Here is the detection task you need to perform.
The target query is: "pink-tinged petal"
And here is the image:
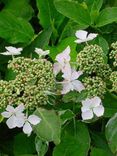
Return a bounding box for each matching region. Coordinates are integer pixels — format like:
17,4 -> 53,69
28,115 -> 41,125
61,82 -> 72,94
23,122 -> 32,135
75,30 -> 88,40
16,116 -> 25,128
81,110 -> 93,120
6,115 -> 17,129
55,46 -> 70,64
71,70 -> 83,81
72,80 -> 85,92
81,104 -> 91,112
91,96 -> 101,107
6,105 -> 15,112
93,105 -> 104,117
87,33 -> 98,40
53,63 -> 61,76
62,63 -> 71,80
15,104 -> 25,113
1,111 -> 11,118
82,98 -> 92,106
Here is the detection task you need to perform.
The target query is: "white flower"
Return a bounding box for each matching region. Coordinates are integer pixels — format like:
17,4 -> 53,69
75,30 -> 98,44
53,46 -> 71,76
0,46 -> 22,55
60,67 -> 85,94
1,104 -> 25,129
23,115 -> 41,136
35,48 -> 50,56
81,96 -> 104,120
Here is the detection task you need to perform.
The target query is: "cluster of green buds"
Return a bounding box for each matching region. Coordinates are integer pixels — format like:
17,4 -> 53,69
83,76 -> 106,98
110,42 -> 117,67
0,80 -> 14,109
77,45 -> 106,75
110,71 -> 117,93
0,57 -> 55,110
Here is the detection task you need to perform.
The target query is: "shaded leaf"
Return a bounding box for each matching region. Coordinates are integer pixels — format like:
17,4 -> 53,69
34,108 -> 61,145
96,7 -> 117,27
0,10 -> 34,44
53,121 -> 90,156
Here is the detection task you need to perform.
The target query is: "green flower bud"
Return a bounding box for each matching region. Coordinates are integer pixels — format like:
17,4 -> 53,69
77,44 -> 106,75
83,76 -> 106,98
110,71 -> 117,93
0,57 -> 56,110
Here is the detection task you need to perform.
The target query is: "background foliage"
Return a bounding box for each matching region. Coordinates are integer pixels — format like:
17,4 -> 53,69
0,0 -> 117,156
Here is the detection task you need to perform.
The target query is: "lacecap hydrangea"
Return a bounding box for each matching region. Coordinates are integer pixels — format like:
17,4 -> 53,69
0,57 -> 55,110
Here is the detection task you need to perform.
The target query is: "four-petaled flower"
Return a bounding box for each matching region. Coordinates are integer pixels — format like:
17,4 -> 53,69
0,46 -> 22,55
35,48 -> 50,57
81,96 -> 104,120
1,104 -> 25,129
23,115 -> 41,136
60,67 -> 85,94
75,30 -> 98,44
53,46 -> 71,76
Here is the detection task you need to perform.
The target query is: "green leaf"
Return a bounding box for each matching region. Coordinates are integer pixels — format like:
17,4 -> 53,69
36,0 -> 64,30
54,0 -> 91,26
53,121 -> 90,156
3,0 -> 34,21
91,36 -> 109,55
90,131 -> 114,156
58,109 -> 75,124
35,137 -> 48,156
96,7 -> 117,27
90,148 -> 113,156
22,28 -> 52,56
103,92 -> 117,118
59,20 -> 88,41
48,37 -> 77,62
62,91 -> 88,103
34,108 -> 61,145
106,113 -> 117,154
13,133 -> 36,156
0,10 -> 34,44
90,0 -> 103,24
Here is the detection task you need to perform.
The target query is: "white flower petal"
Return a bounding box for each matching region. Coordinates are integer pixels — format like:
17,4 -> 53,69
91,96 -> 101,107
1,111 -> 11,118
74,39 -> 86,44
6,105 -> 15,112
35,48 -> 49,56
15,116 -> 25,128
93,105 -> 104,117
0,52 -> 11,55
82,98 -> 92,106
81,110 -> 93,120
61,82 -> 72,94
62,63 -> 71,80
87,33 -> 98,40
6,115 -> 17,129
23,122 -> 32,135
55,46 -> 70,64
72,80 -> 85,92
53,63 -> 61,76
81,104 -> 91,112
15,104 -> 25,113
75,30 -> 88,40
28,115 -> 41,125
71,70 -> 83,81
